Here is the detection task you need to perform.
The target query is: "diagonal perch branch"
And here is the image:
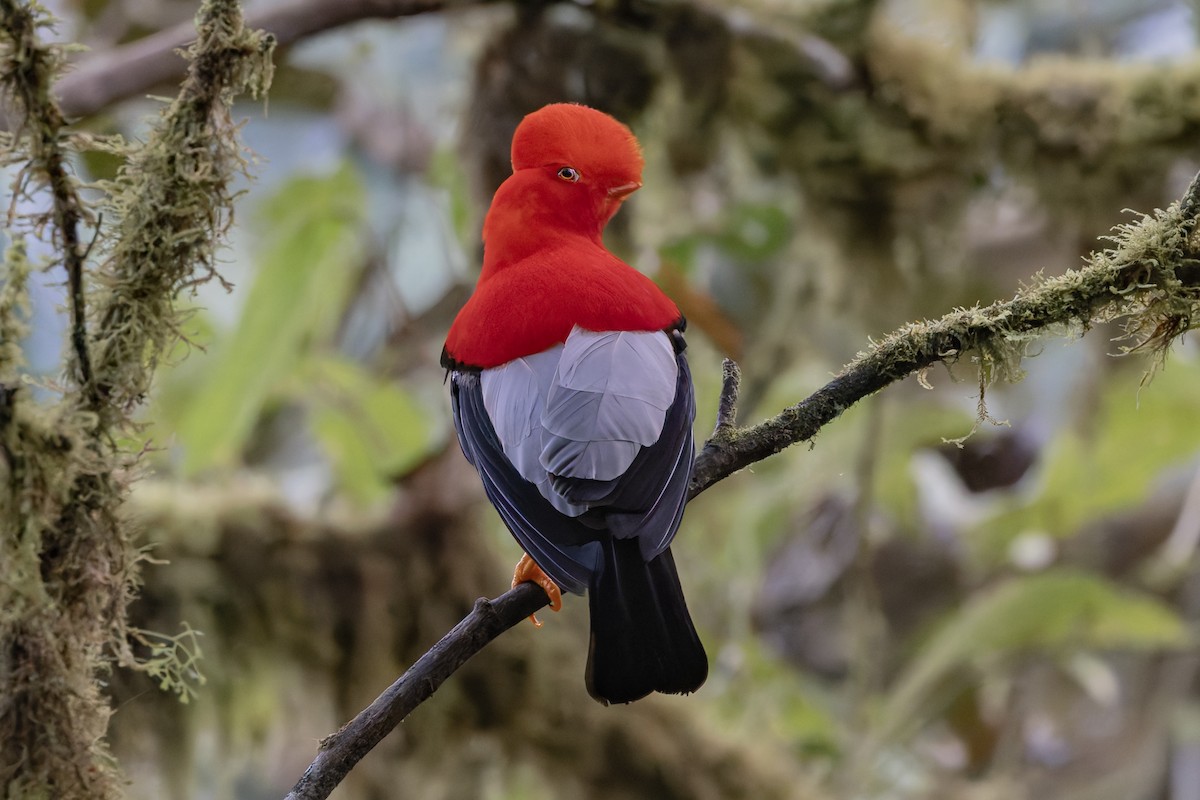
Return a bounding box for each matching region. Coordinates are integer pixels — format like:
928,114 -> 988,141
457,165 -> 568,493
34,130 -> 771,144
284,586 -> 547,800
284,171 -> 1200,800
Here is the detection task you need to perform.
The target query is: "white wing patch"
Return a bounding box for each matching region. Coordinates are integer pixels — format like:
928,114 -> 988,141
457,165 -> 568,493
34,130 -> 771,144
481,326 -> 678,511
480,345 -> 585,516
541,328 -> 677,482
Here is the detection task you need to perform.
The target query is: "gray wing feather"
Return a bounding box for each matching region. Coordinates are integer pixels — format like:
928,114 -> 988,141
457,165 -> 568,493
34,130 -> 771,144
540,328 -> 677,482
456,327 -> 694,590
480,346 -> 588,517
451,371 -> 597,594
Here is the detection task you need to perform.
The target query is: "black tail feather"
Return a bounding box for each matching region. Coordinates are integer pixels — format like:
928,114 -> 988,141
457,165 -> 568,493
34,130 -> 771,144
585,537 -> 707,705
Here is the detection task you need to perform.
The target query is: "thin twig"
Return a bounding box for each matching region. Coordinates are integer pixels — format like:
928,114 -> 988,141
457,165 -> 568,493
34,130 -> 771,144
64,213 -> 93,400
712,357 -> 741,436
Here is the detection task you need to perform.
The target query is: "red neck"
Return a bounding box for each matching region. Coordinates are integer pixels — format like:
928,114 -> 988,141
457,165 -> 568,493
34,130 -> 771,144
480,171 -> 609,274
444,170 -> 679,369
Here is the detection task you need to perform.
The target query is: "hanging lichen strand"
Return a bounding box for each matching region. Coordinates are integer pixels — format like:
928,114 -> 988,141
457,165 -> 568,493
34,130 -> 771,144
0,0 -> 273,796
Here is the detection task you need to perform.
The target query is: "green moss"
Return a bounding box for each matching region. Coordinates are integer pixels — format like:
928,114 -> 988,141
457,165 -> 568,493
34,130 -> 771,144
0,0 -> 274,796
695,173 -> 1200,494
0,237 -> 31,375
846,188 -> 1200,427
89,0 -> 274,427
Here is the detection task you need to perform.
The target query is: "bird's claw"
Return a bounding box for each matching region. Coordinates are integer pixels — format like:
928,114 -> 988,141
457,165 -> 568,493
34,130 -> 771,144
512,553 -> 562,627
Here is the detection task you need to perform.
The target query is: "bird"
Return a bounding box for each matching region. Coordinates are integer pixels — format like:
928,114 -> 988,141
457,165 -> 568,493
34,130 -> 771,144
441,102 -> 707,705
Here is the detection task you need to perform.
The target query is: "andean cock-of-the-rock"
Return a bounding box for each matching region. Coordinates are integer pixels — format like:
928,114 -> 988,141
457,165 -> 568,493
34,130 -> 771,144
442,103 -> 707,705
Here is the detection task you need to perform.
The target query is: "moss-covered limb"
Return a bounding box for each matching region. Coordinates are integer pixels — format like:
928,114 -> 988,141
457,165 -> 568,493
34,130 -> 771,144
689,170 -> 1200,498
64,0 -> 274,683
87,0 -> 273,425
0,238 -> 30,374
0,7 -> 122,796
0,411 -> 115,799
64,0 -> 273,732
725,8 -> 1200,242
1,1 -> 273,796
0,0 -> 95,401
866,25 -> 1200,159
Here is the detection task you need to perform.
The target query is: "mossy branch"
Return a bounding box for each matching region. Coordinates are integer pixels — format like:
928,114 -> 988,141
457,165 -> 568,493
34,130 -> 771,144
0,0 -> 96,402
88,0 -> 274,424
1,0 -> 273,796
691,169 -> 1200,497
0,239 -> 30,372
285,174 -> 1200,800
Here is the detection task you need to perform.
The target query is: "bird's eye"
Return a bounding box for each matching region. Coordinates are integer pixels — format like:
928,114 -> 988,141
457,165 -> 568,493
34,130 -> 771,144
556,166 -> 580,183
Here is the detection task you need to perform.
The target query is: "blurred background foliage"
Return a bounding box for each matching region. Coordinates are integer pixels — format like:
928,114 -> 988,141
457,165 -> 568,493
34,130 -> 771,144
7,0 -> 1200,797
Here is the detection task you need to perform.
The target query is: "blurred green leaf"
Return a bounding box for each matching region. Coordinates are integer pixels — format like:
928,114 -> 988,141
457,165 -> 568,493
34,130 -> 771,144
978,359 -> 1200,561
176,164 -> 367,473
658,237 -> 698,273
1051,362 -> 1200,511
877,569 -> 1190,742
303,355 -> 443,504
135,306 -> 216,459
713,203 -> 792,263
427,146 -> 473,245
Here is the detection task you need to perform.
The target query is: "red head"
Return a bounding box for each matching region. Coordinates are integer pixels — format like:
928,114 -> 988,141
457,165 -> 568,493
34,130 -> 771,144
444,104 -> 679,368
482,104 -> 645,262
511,102 -> 644,201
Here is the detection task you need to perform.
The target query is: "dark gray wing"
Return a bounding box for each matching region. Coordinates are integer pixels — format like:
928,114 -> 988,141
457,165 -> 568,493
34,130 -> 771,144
539,329 -> 678,481
451,369 -> 599,594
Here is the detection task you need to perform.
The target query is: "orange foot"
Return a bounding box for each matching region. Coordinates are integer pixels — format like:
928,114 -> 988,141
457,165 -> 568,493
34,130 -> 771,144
512,552 -> 563,628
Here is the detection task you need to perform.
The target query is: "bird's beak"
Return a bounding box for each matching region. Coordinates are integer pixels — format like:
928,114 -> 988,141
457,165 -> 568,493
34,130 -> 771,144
607,181 -> 642,200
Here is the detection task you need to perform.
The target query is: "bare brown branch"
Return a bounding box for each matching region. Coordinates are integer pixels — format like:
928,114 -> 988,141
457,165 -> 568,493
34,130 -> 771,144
53,0 -> 490,119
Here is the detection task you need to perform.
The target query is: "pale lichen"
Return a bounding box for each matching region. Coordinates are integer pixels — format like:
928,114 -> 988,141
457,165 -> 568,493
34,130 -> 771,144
89,0 -> 274,425
0,236 -> 30,373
